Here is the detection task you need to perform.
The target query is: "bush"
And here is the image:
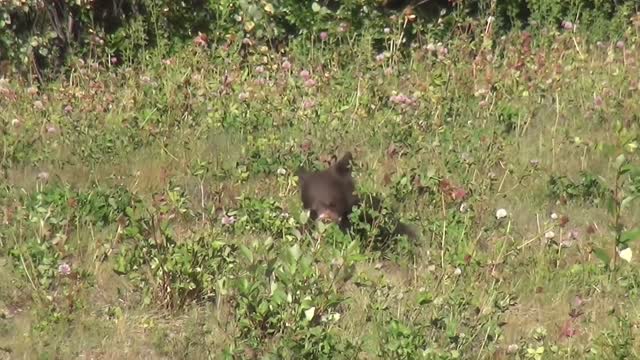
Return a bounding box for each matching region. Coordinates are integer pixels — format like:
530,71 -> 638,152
0,0 -> 388,79
1,0 -> 637,80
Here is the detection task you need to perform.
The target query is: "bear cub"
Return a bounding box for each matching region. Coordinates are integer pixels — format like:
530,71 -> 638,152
296,152 -> 358,231
296,151 -> 417,247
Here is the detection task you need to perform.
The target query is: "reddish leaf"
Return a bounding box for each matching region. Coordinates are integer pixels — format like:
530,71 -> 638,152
451,187 -> 468,201
559,319 -> 578,338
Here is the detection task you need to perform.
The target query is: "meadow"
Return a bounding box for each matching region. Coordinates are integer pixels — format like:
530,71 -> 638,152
1,9 -> 640,359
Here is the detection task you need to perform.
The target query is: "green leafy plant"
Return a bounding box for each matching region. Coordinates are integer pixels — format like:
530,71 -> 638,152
548,172 -> 607,205
232,239 -> 357,357
9,236 -> 60,290
377,319 -> 429,359
592,122 -> 639,270
233,196 -> 298,236
115,222 -> 238,310
347,191 -> 417,261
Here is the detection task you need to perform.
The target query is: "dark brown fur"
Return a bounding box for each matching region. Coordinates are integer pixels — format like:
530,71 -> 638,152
296,152 -> 418,244
297,152 -> 358,230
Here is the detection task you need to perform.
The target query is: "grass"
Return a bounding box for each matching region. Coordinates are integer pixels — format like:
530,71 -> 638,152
1,22 -> 640,359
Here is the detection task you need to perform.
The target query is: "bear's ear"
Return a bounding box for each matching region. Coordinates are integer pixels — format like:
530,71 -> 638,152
332,152 -> 353,176
327,154 -> 338,167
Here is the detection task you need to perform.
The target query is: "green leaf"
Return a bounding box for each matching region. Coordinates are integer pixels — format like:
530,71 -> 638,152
244,20 -> 255,32
212,240 -> 227,250
619,164 -> 633,176
604,193 -> 617,216
257,301 -> 269,315
304,306 -> 316,321
592,247 -> 611,267
621,194 -> 638,210
620,228 -> 640,245
272,288 -> 286,305
299,209 -> 310,224
113,256 -> 128,274
311,2 -> 321,12
417,291 -> 433,305
239,244 -> 253,263
624,141 -> 638,153
614,154 -> 626,169
288,244 -> 302,261
217,278 -> 228,295
263,2 -> 274,14
615,120 -> 623,134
